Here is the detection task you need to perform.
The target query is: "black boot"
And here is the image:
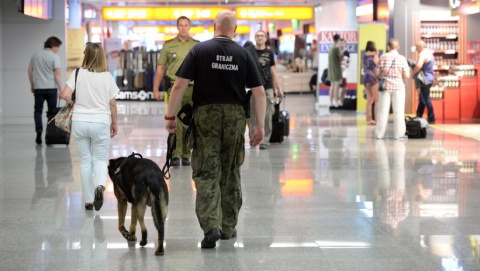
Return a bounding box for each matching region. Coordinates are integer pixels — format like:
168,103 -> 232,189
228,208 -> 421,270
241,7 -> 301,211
201,228 -> 220,248
36,131 -> 42,145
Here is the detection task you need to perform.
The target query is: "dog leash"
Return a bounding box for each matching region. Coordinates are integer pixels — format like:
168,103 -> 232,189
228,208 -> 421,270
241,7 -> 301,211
162,133 -> 176,180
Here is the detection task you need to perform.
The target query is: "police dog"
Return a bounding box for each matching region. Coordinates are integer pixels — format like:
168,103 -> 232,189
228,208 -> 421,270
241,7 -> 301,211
108,153 -> 168,255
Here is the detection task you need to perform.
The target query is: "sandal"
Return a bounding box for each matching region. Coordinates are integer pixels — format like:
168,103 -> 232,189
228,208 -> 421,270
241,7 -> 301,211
367,120 -> 376,125
93,186 -> 105,211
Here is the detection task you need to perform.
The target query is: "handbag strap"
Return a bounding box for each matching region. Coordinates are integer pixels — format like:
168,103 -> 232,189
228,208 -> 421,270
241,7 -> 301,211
384,55 -> 397,75
72,68 -> 79,102
55,68 -> 79,107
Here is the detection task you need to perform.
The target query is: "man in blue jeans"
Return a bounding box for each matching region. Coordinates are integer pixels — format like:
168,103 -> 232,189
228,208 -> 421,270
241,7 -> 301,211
28,36 -> 63,145
412,40 -> 436,124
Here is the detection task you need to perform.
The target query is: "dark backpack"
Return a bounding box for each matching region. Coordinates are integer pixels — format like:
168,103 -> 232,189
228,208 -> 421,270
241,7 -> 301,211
321,68 -> 331,86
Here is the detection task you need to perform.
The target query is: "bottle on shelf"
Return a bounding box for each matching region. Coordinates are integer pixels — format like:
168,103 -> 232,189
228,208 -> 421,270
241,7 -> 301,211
438,75 -> 459,88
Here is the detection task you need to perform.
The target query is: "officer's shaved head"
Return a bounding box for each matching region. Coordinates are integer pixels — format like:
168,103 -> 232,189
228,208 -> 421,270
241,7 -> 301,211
214,10 -> 237,38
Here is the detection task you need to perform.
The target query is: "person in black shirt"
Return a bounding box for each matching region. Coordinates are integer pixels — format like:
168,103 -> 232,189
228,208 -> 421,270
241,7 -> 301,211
246,30 -> 282,150
165,10 -> 266,249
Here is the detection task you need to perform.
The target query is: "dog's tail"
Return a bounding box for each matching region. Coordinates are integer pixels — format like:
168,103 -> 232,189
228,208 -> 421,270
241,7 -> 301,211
151,188 -> 168,231
150,175 -> 168,255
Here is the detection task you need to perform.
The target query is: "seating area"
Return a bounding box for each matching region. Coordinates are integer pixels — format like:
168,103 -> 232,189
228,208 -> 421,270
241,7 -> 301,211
277,72 -> 316,93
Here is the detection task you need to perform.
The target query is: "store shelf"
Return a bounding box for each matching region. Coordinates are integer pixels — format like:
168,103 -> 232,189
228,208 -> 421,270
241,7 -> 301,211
420,20 -> 460,68
432,50 -> 457,54
421,34 -> 457,39
412,14 -> 471,121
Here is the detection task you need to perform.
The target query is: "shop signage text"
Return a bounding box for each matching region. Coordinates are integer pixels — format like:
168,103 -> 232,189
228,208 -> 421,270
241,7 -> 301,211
236,6 -> 313,20
102,7 -> 232,21
116,90 -> 155,101
318,30 -> 359,54
318,31 -> 358,43
132,25 -> 250,35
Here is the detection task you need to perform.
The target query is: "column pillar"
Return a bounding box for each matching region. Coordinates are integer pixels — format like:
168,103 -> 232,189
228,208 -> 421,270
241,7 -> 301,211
68,0 -> 82,29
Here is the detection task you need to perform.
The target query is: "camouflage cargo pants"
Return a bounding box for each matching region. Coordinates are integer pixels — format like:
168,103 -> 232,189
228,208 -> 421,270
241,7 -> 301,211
192,104 -> 246,236
168,85 -> 193,159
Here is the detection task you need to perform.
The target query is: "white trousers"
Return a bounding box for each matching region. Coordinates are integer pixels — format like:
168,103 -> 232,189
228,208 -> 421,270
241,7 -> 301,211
72,121 -> 110,203
375,90 -> 406,139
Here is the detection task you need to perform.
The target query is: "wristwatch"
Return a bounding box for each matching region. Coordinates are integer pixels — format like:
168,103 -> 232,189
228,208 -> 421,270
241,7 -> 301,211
164,115 -> 175,120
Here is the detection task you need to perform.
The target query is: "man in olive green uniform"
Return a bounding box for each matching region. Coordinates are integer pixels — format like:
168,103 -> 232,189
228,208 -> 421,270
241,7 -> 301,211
328,34 -> 343,108
165,10 -> 266,249
153,16 -> 199,166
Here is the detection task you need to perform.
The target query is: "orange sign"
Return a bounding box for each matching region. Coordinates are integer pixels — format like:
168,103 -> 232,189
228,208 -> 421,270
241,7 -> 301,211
236,6 -> 313,20
132,25 -> 251,35
102,6 -> 232,21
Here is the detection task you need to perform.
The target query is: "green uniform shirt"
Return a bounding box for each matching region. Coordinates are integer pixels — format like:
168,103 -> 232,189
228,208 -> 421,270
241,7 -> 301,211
327,44 -> 343,82
158,36 -> 199,82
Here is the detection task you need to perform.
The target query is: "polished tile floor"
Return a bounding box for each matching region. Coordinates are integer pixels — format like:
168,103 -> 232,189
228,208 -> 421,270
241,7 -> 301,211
1,94 -> 480,271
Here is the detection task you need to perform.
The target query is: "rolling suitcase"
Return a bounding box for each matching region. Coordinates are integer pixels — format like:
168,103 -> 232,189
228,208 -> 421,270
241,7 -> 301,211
270,101 -> 286,143
134,71 -> 145,89
144,70 -> 153,91
46,108 -> 70,146
281,109 -> 290,136
272,99 -> 290,137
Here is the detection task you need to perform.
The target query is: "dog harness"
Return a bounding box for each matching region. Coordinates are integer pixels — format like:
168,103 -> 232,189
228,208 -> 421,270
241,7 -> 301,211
114,152 -> 143,202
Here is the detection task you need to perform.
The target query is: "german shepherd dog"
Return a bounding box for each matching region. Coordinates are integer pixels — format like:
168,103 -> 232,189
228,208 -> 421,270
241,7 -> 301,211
108,153 -> 169,255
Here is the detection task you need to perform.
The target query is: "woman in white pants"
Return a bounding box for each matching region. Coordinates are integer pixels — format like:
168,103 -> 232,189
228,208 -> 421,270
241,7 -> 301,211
60,42 -> 119,211
375,39 -> 410,140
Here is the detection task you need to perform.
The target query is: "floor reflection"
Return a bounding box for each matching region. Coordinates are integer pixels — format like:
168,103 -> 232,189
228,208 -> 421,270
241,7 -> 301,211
2,95 -> 480,270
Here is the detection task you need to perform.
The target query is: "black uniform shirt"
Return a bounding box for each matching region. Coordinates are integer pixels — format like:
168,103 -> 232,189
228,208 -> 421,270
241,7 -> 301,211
176,37 -> 263,108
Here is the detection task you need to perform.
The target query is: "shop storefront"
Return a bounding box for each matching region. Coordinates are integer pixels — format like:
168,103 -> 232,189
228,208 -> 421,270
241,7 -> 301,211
410,0 -> 480,122
99,6 -> 232,101
87,5 -> 315,101
356,0 -> 480,122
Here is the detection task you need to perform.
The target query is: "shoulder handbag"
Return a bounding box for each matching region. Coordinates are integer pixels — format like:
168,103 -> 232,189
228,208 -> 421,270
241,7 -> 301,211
378,55 -> 397,92
49,68 -> 79,133
417,70 -> 427,85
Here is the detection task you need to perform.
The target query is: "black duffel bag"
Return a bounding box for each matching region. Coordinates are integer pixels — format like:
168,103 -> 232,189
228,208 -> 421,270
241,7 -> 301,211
405,116 -> 427,138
